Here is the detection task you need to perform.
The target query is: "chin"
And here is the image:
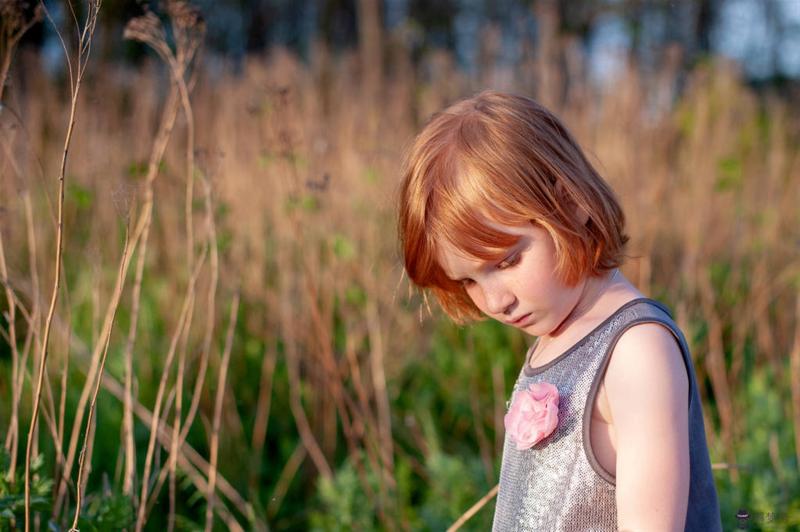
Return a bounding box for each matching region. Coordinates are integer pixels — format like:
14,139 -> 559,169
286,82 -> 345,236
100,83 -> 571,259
521,321 -> 545,337
525,313 -> 568,337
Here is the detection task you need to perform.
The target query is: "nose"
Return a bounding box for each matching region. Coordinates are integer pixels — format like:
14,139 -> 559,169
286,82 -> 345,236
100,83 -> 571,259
482,280 -> 516,316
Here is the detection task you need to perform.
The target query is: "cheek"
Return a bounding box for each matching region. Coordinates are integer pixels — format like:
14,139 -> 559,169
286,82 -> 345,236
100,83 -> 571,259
465,285 -> 486,309
513,265 -> 560,300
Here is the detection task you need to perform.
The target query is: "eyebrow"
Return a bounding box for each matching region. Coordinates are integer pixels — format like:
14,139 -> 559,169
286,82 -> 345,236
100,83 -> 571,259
446,244 -> 523,282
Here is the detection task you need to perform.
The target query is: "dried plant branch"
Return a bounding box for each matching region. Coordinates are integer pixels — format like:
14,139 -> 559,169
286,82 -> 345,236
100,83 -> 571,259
168,9 -> 205,526
38,1 -> 75,95
118,7 -> 207,514
98,368 -> 260,527
266,442 -> 306,518
119,84 -> 182,501
0,1 -> 43,102
134,247 -> 207,532
365,300 -> 395,484
205,292 -> 239,532
698,274 -> 737,479
249,342 -> 276,491
446,484 -> 499,532
144,166 -> 219,524
24,2 -> 101,530
168,303 -> 193,532
53,191 -> 150,518
790,291 -> 800,472
0,230 -> 21,478
303,277 -> 382,510
282,303 -> 333,479
178,167 -> 218,446
68,227 -> 131,530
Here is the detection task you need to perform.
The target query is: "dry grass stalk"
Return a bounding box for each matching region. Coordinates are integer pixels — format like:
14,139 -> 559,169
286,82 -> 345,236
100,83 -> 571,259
279,221 -> 332,474
98,371 -> 257,525
699,278 -> 737,479
0,0 -> 45,493
134,248 -> 207,531
53,249 -> 139,517
447,483 -> 499,532
302,273 -> 384,508
52,188 -> 152,518
68,229 -> 131,530
249,342 -> 277,492
791,291 -> 800,472
270,88 -> 334,482
24,2 -> 101,529
266,442 -> 306,518
117,10 -> 206,526
260,85 -> 404,524
117,84 -> 182,502
205,292 -> 240,532
143,163 -> 221,525
0,0 -> 43,101
177,164 -> 219,448
6,191 -> 43,484
0,230 -> 21,478
365,299 -> 395,487
168,307 -> 192,532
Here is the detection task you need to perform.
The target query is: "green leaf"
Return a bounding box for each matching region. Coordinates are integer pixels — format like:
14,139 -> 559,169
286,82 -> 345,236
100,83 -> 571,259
68,182 -> 94,209
715,156 -> 743,191
332,234 -> 355,260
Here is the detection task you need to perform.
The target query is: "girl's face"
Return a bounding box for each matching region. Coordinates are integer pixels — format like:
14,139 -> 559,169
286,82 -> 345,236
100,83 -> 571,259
437,221 -> 588,337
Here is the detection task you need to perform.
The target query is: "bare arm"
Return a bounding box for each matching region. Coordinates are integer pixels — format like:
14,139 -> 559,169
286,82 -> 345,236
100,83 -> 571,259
605,322 -> 690,531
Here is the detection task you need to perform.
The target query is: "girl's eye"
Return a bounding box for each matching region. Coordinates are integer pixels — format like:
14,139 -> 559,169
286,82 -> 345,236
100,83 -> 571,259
497,253 -> 520,269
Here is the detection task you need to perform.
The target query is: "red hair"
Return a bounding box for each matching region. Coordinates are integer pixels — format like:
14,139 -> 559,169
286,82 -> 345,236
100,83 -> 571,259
398,90 -> 629,323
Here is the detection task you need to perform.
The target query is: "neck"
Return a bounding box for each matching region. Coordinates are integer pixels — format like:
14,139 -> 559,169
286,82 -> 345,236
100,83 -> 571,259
549,268 -> 618,340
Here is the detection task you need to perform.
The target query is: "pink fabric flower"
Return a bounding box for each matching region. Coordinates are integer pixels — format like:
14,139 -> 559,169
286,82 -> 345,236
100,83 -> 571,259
504,382 -> 560,450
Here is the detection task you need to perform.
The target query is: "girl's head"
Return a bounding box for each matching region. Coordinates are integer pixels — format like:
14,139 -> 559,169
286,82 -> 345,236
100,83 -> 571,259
398,90 -> 629,324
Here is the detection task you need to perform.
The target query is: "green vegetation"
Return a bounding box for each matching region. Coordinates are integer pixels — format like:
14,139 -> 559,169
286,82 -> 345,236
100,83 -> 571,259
0,1 -> 798,530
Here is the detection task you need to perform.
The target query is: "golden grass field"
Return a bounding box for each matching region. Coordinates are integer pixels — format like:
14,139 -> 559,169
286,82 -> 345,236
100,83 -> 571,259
1,2 -> 799,530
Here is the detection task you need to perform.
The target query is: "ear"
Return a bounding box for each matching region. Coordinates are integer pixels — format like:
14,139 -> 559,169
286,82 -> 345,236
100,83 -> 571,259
554,180 -> 590,225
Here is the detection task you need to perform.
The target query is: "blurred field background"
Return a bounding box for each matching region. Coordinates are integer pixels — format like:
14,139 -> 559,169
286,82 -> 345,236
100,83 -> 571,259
1,0 -> 799,530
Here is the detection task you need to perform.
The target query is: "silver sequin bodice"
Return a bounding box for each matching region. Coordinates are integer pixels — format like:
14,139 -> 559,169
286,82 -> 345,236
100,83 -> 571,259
491,298 -> 722,531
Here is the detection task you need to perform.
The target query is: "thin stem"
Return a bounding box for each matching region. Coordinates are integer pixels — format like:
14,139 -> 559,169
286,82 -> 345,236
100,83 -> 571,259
69,229 -> 131,530
134,249 -> 207,532
24,3 -> 101,526
205,293 -> 240,532
446,484 -> 499,532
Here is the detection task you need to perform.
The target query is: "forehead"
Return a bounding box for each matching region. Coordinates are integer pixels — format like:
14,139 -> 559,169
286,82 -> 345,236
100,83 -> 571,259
435,221 -> 530,278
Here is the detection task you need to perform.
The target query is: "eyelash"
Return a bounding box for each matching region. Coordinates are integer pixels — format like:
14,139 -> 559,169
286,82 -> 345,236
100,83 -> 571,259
459,253 -> 520,288
497,253 -> 521,269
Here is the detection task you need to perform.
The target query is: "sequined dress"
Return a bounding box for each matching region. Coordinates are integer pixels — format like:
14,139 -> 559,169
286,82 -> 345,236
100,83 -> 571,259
491,298 -> 722,531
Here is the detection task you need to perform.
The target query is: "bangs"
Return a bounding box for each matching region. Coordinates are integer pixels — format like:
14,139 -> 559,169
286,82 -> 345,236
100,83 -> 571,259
403,190 -> 526,295
428,187 -> 523,264
403,134 -> 538,295
422,155 -> 530,288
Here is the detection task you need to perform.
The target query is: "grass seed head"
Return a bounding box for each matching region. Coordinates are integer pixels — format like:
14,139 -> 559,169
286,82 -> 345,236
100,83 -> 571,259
123,11 -> 167,49
0,0 -> 42,38
166,1 -> 204,33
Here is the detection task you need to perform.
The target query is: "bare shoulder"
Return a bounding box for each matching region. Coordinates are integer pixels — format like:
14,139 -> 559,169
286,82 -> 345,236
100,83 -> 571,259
604,321 -> 692,529
604,322 -> 689,418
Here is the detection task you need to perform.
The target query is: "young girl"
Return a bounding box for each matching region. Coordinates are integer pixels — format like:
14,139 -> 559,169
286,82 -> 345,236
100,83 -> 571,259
398,91 -> 721,531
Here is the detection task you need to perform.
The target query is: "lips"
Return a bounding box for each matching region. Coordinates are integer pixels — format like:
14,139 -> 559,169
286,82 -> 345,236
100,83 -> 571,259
507,313 -> 532,326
